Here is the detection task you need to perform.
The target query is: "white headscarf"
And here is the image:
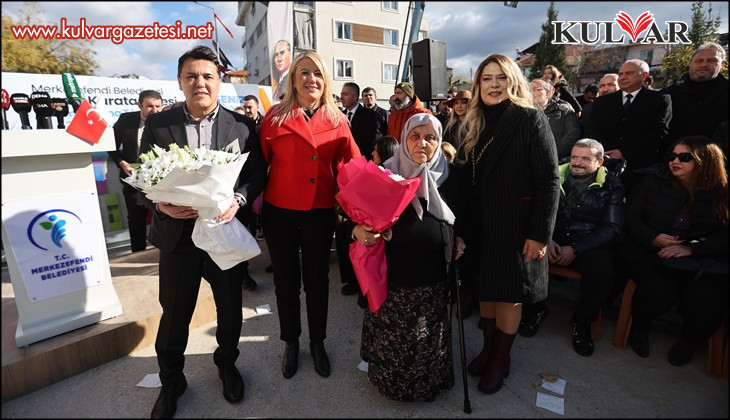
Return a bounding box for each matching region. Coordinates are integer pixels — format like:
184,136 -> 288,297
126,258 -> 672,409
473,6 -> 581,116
384,113 -> 455,224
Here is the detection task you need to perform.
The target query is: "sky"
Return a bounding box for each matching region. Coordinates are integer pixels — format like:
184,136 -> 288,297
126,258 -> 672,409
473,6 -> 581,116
2,1 -> 728,82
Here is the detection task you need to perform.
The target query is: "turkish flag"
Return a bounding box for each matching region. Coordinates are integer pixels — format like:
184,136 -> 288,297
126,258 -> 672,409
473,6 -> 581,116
66,99 -> 107,144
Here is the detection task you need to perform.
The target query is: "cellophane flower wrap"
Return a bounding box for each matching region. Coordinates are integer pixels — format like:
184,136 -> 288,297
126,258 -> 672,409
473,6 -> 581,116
335,156 -> 421,314
124,144 -> 260,270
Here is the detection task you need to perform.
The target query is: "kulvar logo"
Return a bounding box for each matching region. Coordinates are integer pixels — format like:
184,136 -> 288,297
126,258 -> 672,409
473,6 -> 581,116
552,11 -> 691,45
27,209 -> 83,251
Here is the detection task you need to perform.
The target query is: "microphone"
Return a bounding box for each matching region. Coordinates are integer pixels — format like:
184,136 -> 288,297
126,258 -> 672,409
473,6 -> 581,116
9,93 -> 33,129
50,98 -> 69,129
30,91 -> 54,129
1,89 -> 9,130
62,73 -> 84,112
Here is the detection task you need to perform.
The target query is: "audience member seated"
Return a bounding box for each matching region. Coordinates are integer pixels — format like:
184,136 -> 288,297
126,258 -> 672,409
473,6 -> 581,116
619,136 -> 728,366
520,140 -> 625,357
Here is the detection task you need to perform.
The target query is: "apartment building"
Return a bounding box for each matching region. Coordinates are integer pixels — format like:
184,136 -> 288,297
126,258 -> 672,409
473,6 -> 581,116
235,1 -> 428,107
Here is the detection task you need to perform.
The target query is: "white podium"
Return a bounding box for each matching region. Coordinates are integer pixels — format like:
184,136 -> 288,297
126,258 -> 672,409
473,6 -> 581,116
1,129 -> 123,347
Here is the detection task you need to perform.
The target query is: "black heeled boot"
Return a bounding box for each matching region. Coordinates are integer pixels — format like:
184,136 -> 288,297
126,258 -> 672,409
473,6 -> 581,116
282,340 -> 299,379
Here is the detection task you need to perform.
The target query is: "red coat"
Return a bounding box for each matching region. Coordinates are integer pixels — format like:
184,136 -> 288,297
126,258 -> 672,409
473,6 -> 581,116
259,106 -> 361,210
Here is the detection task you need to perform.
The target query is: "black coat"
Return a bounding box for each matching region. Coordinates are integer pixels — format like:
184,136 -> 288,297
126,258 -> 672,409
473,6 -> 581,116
662,74 -> 728,148
138,106 -> 268,253
371,104 -> 389,137
619,167 -> 728,266
584,88 -> 672,174
554,156 -> 626,255
473,102 -> 560,303
543,98 -> 581,159
109,111 -> 142,179
344,105 -> 380,160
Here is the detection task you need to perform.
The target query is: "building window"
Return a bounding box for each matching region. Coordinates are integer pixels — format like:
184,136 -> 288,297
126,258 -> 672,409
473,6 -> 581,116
383,64 -> 398,82
383,1 -> 398,11
335,59 -> 354,78
640,49 -> 653,61
384,29 -> 398,46
336,21 -> 352,41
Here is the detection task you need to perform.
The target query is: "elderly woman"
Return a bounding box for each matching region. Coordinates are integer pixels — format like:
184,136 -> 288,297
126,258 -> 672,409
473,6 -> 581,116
348,113 -> 464,402
623,136 -> 728,366
443,89 -> 472,150
461,54 -> 559,395
259,51 -> 361,379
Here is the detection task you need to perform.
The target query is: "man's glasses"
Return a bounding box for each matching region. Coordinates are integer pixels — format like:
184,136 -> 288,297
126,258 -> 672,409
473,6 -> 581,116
665,152 -> 694,162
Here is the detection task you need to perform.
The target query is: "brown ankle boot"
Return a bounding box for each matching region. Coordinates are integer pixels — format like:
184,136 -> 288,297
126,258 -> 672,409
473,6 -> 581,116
477,328 -> 516,394
467,318 -> 496,376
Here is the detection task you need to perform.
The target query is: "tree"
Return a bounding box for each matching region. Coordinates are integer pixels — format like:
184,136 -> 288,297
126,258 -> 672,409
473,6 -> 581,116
1,2 -> 98,75
687,1 -> 722,46
530,2 -> 567,80
660,1 -> 727,85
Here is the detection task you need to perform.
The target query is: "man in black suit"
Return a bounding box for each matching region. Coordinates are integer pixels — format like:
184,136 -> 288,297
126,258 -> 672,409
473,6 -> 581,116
139,46 -> 267,419
272,40 -> 291,102
109,90 -> 162,252
584,59 -> 671,193
340,82 -> 380,160
361,86 -> 388,137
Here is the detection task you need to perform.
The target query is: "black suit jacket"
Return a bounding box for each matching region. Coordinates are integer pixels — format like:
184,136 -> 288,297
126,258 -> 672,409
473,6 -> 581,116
344,105 -> 379,160
584,88 -> 671,172
139,105 -> 268,253
109,111 -> 143,179
371,104 -> 389,137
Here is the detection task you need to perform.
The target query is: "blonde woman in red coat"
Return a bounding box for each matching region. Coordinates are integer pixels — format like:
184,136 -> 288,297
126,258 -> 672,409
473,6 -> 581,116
259,50 -> 361,380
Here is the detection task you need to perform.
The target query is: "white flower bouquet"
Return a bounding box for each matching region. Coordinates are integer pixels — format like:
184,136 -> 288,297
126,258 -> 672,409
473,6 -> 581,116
124,143 -> 260,270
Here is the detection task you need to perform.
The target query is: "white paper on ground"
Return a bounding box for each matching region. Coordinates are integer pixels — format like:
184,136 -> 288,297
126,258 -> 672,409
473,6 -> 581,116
255,304 -> 272,314
137,373 -> 162,388
358,360 -> 369,372
536,392 -> 565,415
541,377 -> 566,395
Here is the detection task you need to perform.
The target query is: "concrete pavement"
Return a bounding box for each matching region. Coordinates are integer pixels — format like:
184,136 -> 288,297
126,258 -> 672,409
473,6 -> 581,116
2,238 -> 728,418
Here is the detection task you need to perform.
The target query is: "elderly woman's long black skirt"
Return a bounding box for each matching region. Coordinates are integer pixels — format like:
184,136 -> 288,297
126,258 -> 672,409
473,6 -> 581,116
361,281 -> 454,402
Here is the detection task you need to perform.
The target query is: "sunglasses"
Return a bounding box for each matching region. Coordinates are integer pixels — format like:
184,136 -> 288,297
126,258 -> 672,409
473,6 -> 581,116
665,152 -> 694,163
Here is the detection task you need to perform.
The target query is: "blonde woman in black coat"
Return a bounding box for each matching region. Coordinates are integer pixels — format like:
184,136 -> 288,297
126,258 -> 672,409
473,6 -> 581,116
459,54 -> 560,395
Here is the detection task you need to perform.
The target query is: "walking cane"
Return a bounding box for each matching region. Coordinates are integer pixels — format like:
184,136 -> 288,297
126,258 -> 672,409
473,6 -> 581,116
453,263 -> 472,413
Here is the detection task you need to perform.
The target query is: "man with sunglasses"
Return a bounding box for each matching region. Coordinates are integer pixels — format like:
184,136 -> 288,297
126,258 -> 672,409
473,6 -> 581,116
584,59 -> 672,193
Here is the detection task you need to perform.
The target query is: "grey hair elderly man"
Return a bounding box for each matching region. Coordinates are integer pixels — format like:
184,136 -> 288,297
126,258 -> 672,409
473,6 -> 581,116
530,78 -> 581,159
584,59 -> 672,193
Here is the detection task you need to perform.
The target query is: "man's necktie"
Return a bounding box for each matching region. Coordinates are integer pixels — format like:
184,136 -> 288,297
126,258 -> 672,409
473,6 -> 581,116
347,111 -> 353,124
623,93 -> 633,112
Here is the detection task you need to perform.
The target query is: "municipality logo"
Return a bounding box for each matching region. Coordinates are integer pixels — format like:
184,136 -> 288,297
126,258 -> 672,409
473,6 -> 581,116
27,209 -> 82,251
552,10 -> 691,45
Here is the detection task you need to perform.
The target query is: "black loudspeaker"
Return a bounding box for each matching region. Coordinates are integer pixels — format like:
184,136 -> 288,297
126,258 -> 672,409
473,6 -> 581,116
412,38 -> 448,101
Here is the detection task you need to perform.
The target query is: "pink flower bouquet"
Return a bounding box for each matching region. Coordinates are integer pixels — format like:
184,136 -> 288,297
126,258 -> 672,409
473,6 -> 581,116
335,156 -> 421,314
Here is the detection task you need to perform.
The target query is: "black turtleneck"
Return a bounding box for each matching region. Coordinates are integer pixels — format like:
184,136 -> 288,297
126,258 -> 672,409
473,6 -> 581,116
478,99 -> 510,147
464,100 -> 510,249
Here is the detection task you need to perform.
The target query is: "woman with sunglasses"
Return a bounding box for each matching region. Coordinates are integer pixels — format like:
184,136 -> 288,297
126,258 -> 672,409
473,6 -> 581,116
620,135 -> 728,366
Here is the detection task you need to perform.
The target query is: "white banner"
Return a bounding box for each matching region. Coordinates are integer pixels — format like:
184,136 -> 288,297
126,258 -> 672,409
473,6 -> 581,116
1,72 -> 272,130
2,192 -> 106,302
